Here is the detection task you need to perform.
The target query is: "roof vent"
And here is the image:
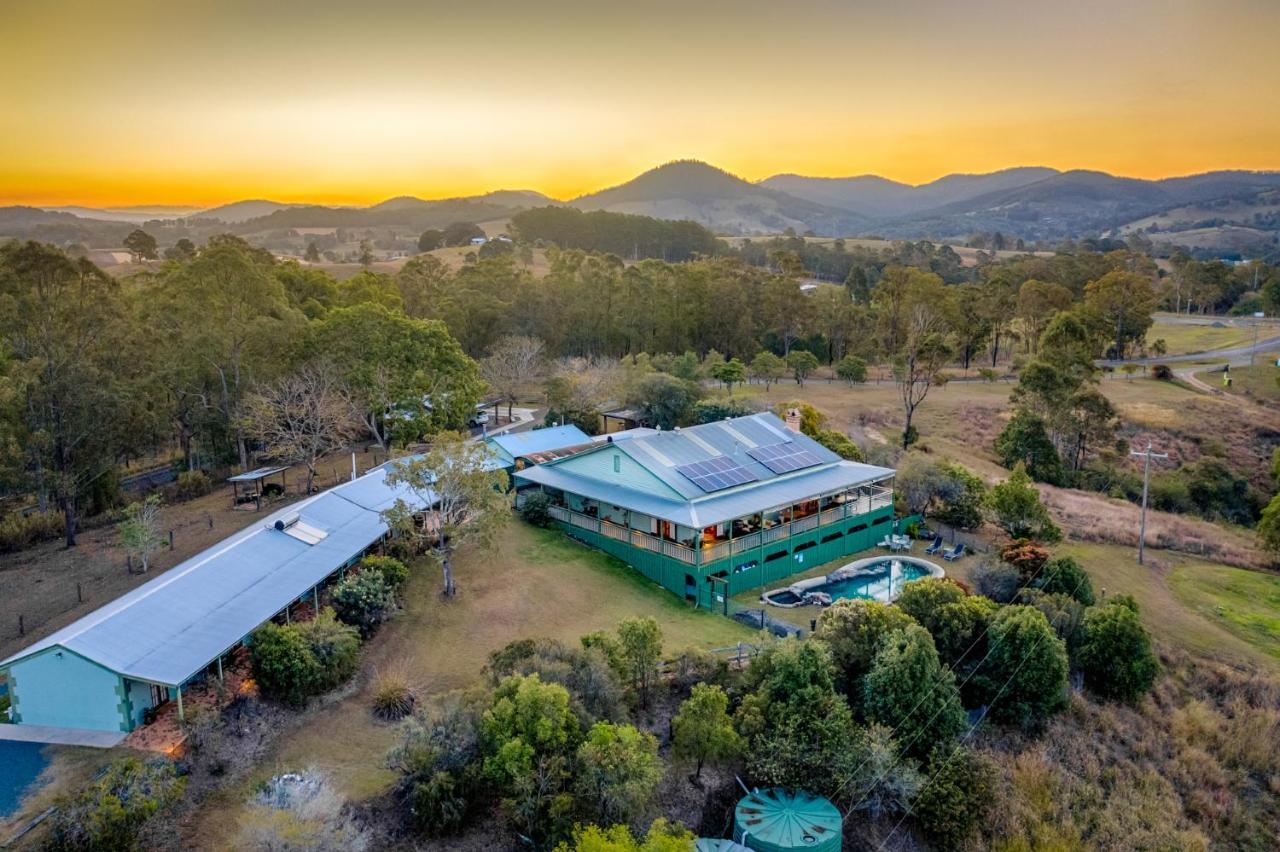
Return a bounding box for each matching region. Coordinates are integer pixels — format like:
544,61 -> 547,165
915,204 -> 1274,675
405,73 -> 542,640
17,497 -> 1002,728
274,512 -> 300,531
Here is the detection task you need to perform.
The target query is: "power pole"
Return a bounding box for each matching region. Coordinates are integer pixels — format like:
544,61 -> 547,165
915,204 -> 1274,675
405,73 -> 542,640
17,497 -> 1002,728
1130,442 -> 1168,565
1250,311 -> 1265,369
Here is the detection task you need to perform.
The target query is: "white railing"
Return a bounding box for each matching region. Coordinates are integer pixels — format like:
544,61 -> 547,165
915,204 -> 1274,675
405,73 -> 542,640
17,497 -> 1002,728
792,514 -> 819,534
702,541 -> 732,563
731,531 -> 762,554
600,521 -> 630,543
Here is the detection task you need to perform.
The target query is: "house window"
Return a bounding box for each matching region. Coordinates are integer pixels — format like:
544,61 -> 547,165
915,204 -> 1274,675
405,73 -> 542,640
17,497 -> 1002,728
821,531 -> 843,543
765,548 -> 789,563
734,560 -> 758,574
613,455 -> 621,473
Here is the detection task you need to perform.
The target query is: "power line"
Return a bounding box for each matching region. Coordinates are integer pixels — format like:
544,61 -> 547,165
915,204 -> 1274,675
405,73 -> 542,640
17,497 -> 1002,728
875,568 -> 1092,851
1129,442 -> 1168,566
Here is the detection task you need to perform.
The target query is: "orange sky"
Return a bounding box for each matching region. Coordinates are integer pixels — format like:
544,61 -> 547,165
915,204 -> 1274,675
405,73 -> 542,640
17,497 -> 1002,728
3,0 -> 1278,208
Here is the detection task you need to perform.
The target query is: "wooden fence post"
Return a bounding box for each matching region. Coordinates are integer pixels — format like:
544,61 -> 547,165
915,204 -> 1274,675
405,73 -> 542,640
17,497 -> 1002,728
169,530 -> 174,550
19,614 -> 24,636
77,582 -> 83,603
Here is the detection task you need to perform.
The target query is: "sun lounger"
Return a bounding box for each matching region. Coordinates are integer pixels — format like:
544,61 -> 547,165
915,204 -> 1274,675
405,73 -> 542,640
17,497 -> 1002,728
942,542 -> 965,561
924,534 -> 944,555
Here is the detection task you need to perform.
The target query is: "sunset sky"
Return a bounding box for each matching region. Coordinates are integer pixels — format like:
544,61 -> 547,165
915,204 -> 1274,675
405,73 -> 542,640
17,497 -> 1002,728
3,0 -> 1279,208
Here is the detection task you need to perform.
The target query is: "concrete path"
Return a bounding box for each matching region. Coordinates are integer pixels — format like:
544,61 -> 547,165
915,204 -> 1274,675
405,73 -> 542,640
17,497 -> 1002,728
0,724 -> 126,748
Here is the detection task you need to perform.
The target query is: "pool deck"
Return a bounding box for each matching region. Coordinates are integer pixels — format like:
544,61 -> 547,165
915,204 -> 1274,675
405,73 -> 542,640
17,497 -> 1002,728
0,724 -> 126,748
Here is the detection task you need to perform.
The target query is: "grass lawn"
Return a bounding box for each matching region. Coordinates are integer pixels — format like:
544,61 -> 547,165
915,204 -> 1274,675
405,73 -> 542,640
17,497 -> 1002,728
1057,542 -> 1280,673
1168,563 -> 1280,660
185,519 -> 750,848
1146,322 -> 1257,355
1217,351 -> 1280,401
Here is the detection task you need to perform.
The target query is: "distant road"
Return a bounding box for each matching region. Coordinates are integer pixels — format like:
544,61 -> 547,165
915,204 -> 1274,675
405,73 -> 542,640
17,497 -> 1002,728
1104,335 -> 1280,367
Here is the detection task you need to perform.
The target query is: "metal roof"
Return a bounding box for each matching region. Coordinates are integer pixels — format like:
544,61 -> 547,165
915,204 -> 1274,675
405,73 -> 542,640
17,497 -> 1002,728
0,463 -> 435,686
486,425 -> 592,464
608,413 -> 842,500
227,466 -> 288,482
516,457 -> 891,528
593,427 -> 658,442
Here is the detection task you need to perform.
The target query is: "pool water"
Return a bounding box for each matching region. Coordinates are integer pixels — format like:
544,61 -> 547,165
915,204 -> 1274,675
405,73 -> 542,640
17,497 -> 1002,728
0,740 -> 48,818
820,560 -> 932,602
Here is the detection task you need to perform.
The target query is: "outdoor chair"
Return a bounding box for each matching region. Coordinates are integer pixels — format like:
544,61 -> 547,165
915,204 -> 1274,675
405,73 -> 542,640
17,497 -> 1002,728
942,542 -> 966,561
924,534 -> 944,555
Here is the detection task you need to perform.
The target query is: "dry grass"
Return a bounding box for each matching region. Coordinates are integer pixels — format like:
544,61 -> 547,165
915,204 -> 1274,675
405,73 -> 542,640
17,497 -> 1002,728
369,668 -> 416,721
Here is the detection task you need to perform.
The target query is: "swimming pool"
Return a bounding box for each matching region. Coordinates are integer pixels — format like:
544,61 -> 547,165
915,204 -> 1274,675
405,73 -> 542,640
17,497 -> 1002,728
0,740 -> 48,819
762,556 -> 944,608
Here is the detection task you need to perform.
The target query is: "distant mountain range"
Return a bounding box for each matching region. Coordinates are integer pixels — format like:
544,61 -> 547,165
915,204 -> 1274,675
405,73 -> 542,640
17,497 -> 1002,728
6,160 -> 1280,253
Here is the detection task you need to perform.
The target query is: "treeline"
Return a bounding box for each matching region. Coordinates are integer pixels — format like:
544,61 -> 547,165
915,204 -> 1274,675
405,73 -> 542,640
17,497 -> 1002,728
510,206 -> 726,261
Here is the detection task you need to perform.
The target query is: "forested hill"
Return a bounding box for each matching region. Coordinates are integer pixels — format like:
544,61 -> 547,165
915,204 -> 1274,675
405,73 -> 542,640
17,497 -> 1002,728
510,207 -> 726,261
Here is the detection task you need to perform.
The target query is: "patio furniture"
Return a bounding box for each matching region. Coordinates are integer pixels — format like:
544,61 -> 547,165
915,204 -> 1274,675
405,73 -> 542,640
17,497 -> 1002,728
877,536 -> 893,549
942,542 -> 966,561
924,534 -> 944,555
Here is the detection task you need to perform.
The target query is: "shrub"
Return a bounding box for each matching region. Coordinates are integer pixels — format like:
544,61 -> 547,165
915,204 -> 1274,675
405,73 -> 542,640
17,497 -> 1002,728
1077,603 -> 1159,702
361,554 -> 408,589
813,599 -> 916,702
863,625 -> 966,759
672,683 -> 741,781
411,770 -> 471,837
929,595 -> 999,667
554,819 -> 696,852
1152,364 -> 1173,380
251,609 -> 360,706
0,509 -> 64,552
44,757 -> 185,851
669,645 -> 729,691
894,578 -> 966,637
237,769 -> 370,851
986,464 -> 1061,542
487,637 -> 626,724
296,609 -> 361,691
813,429 -> 865,461
332,569 -> 397,636
912,746 -> 996,848
1000,539 -> 1051,581
1037,556 -> 1095,605
251,622 -> 321,707
972,560 -> 1021,603
520,490 -> 555,527
176,469 -> 212,499
574,722 -> 662,825
980,605 -> 1069,726
371,670 -> 416,720
1015,589 -> 1087,650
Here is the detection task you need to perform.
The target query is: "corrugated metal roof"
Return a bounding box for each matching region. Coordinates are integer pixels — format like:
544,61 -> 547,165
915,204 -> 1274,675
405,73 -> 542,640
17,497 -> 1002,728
0,463 -> 435,685
515,458 -> 892,528
486,425 -> 592,464
609,413 -> 842,499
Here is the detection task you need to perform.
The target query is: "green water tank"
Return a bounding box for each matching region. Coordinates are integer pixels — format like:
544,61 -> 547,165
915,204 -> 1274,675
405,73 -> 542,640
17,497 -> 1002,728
695,841 -> 750,852
733,788 -> 842,852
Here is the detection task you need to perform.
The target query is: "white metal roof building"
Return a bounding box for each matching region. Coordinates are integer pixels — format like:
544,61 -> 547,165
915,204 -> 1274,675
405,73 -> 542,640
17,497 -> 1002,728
0,462 -> 433,735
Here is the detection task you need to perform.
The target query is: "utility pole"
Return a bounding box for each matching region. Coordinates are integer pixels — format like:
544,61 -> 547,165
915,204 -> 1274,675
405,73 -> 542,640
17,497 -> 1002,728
1250,311 -> 1265,369
1130,442 -> 1168,565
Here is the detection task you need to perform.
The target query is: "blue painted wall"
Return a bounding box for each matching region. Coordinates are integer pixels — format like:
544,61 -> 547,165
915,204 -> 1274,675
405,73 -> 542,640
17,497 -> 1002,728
6,647 -> 129,732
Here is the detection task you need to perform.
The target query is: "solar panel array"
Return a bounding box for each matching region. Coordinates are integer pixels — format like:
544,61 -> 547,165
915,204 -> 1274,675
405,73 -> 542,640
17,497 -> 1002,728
675,456 -> 759,492
748,442 -> 824,474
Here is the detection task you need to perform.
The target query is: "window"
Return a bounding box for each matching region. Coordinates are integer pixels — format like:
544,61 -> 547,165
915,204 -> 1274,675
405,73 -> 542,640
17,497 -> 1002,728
850,523 -> 868,533
871,515 -> 891,526
734,560 -> 758,574
765,548 -> 790,563
613,455 -> 621,473
821,531 -> 843,543
794,540 -> 817,552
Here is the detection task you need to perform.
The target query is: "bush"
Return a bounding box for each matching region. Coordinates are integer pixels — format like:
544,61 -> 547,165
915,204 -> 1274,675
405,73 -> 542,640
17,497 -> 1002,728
237,769 -> 370,851
574,722 -> 662,825
371,670 -> 416,720
986,464 -> 1061,541
361,555 -> 408,589
979,605 -> 1069,726
894,578 -> 966,637
1077,603 -> 1159,702
971,560 -> 1021,603
411,770 -> 471,837
863,625 -> 966,759
175,469 -> 212,499
332,569 -> 397,636
520,491 -> 555,527
813,429 -> 865,461
912,746 -> 996,848
250,609 -> 360,706
44,757 -> 185,851
486,637 -> 626,724
0,509 -> 63,552
1037,556 -> 1095,605
1151,364 -> 1173,380
813,599 -> 917,703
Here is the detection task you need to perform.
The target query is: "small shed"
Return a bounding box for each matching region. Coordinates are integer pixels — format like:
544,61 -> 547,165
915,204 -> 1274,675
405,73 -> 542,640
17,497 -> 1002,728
734,788 -> 842,852
228,466 -> 288,511
600,407 -> 646,434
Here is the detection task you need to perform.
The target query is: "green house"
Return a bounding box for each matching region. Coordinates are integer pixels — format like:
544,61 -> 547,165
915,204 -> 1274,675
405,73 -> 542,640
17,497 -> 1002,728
514,412 -> 896,610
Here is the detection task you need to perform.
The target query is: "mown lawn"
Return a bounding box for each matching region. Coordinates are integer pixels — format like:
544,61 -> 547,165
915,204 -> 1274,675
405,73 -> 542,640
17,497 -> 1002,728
1057,542 -> 1280,673
1168,562 -> 1280,660
186,519 -> 751,848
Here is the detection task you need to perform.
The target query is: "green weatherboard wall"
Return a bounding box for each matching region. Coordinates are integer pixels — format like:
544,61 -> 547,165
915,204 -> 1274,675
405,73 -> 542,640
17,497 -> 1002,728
733,788 -> 842,852
554,503 -> 896,610
5,646 -> 132,732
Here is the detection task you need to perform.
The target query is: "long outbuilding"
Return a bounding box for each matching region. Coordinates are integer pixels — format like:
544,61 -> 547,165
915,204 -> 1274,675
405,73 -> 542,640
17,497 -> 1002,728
0,462 -> 432,736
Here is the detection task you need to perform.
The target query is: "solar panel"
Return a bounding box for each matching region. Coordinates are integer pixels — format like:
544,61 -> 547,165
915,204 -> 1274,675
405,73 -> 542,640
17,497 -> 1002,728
747,442 -> 824,474
676,456 -> 759,492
